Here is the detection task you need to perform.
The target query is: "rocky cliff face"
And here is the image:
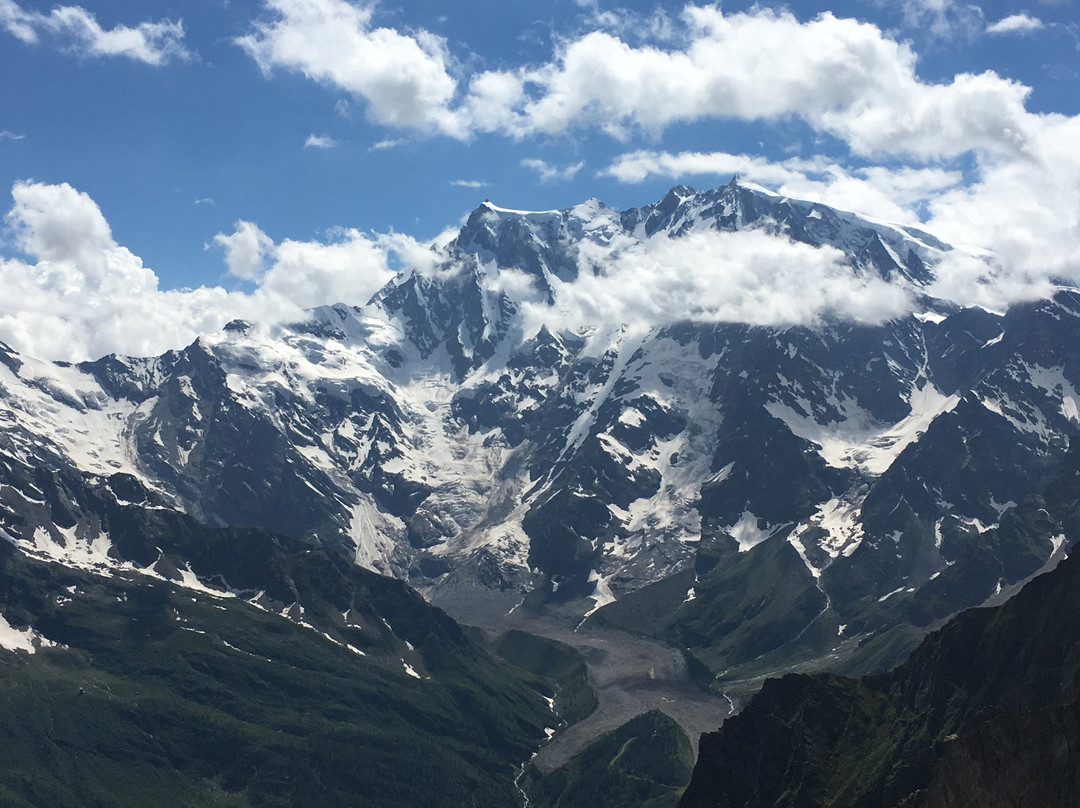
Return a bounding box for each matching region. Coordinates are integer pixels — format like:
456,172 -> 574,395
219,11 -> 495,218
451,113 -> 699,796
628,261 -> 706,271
679,439 -> 1080,807
916,701 -> 1080,808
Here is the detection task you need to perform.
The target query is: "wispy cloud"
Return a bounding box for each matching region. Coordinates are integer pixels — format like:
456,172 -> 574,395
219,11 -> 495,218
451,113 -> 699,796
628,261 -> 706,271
569,0 -> 678,44
369,138 -> 404,151
304,133 -> 337,149
0,130 -> 25,141
986,13 -> 1045,35
521,158 -> 585,183
0,0 -> 191,65
898,0 -> 985,41
450,179 -> 488,188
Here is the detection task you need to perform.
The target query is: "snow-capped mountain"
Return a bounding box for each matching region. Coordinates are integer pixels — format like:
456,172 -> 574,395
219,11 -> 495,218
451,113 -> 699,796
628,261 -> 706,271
2,178 -> 1077,681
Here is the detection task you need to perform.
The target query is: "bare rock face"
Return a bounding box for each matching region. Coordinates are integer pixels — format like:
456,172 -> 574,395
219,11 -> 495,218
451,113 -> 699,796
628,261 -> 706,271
917,702 -> 1080,808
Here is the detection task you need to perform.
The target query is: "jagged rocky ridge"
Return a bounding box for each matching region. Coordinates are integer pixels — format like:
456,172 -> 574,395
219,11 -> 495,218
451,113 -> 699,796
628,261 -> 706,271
1,178 -> 1078,688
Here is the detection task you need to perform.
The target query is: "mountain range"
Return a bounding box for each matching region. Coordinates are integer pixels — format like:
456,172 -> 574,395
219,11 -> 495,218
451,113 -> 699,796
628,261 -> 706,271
2,178 -> 1078,805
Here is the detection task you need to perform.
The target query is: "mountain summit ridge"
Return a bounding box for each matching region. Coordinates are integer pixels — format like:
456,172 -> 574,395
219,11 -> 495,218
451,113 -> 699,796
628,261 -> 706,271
446,178 -> 953,302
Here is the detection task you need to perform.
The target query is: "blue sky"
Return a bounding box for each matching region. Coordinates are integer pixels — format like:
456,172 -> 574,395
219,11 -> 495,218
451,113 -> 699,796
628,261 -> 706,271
1,0 -> 1078,360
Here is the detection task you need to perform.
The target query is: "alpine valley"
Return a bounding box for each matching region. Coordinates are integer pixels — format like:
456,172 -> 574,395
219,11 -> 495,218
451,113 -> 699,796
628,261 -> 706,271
2,179 -> 1079,806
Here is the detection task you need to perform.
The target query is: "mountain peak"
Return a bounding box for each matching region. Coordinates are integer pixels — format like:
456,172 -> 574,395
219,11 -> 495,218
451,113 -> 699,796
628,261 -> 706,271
476,199 -> 558,216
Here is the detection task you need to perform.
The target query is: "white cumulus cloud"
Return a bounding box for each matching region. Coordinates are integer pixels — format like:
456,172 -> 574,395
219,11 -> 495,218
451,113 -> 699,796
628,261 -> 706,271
212,220 -> 275,281
232,0 -> 1068,222
238,0 -> 462,135
237,3 -> 1043,164
0,182 -> 400,362
923,114 -> 1080,286
449,7 -> 1035,163
241,223 -> 396,309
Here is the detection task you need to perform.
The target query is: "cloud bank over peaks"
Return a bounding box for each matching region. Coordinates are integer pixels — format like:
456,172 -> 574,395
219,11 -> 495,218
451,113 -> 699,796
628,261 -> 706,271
603,134 -> 1080,303
0,178 -> 1067,365
229,0 -> 1079,309
465,181 -> 1067,341
0,181 -> 399,362
509,228 -> 915,338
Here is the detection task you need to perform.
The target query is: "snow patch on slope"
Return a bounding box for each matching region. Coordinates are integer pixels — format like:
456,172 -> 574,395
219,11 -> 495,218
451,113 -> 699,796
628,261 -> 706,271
1023,364 -> 1080,425
728,512 -> 770,553
0,611 -> 55,654
767,381 -> 959,475
29,524 -> 115,571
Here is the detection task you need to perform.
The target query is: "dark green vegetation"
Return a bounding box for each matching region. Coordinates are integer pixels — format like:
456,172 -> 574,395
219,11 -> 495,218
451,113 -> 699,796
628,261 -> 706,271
670,535 -> 830,676
0,513 -> 560,806
595,531 -> 908,692
0,553 -> 552,806
679,527 -> 1080,806
522,710 -> 695,808
493,629 -> 598,724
